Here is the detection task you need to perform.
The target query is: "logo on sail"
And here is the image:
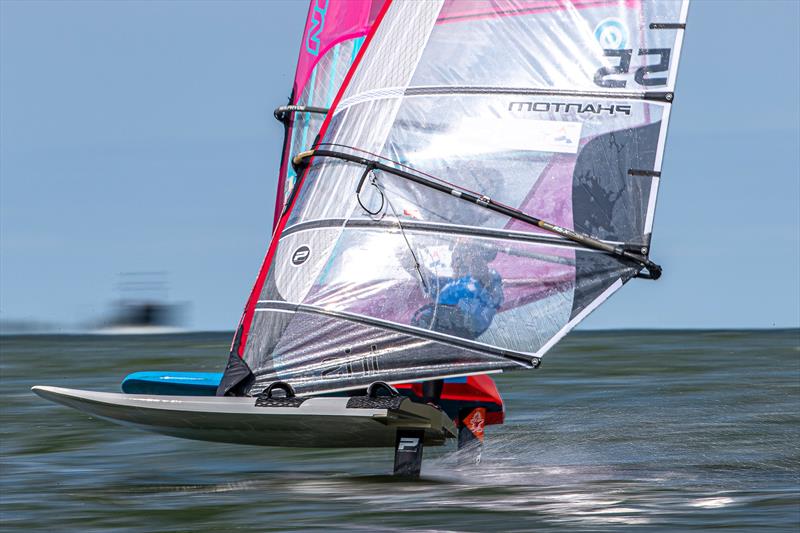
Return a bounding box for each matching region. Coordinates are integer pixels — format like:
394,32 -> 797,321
304,0 -> 329,56
291,246 -> 311,266
594,18 -> 628,50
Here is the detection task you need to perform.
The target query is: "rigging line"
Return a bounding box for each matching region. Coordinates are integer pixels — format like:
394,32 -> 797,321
379,181 -> 429,293
355,165 -> 428,292
292,148 -> 662,280
355,165 -> 385,217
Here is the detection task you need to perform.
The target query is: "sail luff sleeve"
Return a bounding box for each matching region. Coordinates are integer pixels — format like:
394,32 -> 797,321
233,0 -> 689,396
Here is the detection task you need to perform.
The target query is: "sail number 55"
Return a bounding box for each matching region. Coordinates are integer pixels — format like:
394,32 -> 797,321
594,48 -> 671,88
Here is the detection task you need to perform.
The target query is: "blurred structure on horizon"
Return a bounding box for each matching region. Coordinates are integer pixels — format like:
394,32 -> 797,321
89,272 -> 189,335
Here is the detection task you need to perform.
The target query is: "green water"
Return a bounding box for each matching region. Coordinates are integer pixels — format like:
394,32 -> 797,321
1,330 -> 798,532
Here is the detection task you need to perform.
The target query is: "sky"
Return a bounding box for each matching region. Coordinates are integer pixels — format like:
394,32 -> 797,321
1,0 -> 798,332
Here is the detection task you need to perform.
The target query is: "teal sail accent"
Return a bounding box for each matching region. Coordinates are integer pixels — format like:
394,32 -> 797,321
351,36 -> 365,62
298,66 -> 317,182
326,44 -> 341,106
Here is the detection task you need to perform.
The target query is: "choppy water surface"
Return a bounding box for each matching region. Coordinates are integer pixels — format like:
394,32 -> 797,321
1,330 -> 798,532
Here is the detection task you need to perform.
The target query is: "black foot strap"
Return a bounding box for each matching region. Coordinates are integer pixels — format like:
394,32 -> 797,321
393,429 -> 425,478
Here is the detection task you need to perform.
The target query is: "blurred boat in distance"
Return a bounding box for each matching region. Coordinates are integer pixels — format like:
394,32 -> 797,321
90,272 -> 187,335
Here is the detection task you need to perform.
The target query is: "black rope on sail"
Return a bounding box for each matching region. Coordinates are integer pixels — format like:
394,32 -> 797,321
354,164 -> 429,292
292,148 -> 663,280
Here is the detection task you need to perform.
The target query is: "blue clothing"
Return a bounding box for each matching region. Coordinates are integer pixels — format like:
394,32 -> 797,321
414,270 -> 504,340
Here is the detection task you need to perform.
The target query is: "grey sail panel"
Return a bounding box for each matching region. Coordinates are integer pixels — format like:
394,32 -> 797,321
571,121 -> 662,244
249,307 -> 516,395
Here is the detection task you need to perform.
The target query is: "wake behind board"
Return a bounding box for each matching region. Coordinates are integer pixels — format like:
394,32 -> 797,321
32,386 -> 456,448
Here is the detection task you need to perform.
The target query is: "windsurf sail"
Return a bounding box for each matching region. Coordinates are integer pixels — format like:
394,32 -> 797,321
221,0 -> 689,396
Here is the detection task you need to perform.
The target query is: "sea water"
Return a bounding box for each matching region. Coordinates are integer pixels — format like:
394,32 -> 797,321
1,330 -> 798,532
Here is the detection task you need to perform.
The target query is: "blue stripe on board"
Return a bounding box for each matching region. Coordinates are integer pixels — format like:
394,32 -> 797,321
121,371 -> 223,395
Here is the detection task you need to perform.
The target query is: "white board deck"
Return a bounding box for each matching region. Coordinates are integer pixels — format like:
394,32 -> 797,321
31,386 -> 456,448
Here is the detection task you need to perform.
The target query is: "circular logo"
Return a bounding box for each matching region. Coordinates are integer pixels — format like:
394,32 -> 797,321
594,18 -> 628,50
291,245 -> 311,266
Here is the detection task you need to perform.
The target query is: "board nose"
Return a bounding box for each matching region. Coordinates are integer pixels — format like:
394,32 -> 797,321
31,385 -> 69,404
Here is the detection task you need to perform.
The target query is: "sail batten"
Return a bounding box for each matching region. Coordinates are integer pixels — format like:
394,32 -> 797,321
341,85 -> 675,103
280,217 -> 624,251
255,300 -> 537,366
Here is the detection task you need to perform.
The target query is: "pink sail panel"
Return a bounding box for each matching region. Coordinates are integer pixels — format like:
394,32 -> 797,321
293,0 -> 383,98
